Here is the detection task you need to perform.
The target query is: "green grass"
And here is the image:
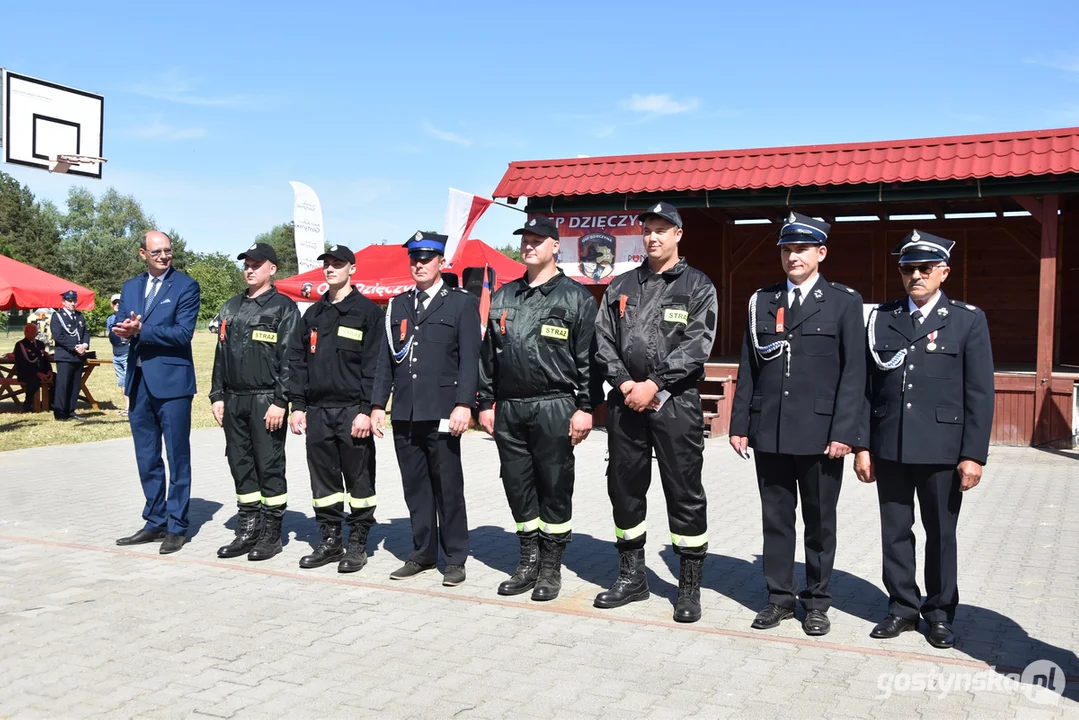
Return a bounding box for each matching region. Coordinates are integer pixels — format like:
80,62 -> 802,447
0,329 -> 220,452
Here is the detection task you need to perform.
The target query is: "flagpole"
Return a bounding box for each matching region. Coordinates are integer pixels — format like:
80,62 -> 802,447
492,200 -> 527,213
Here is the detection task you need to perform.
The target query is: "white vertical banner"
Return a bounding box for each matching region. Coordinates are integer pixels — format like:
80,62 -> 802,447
289,181 -> 325,275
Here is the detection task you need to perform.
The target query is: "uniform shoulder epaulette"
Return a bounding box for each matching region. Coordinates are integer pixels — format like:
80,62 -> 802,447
950,299 -> 981,313
829,281 -> 857,296
877,299 -> 903,311
758,282 -> 784,294
452,287 -> 468,294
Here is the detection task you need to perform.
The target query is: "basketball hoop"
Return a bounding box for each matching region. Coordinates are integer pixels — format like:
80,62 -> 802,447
48,154 -> 107,174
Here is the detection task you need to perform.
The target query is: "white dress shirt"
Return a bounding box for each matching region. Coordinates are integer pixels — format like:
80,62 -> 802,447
908,291 -> 942,323
786,273 -> 820,308
415,278 -> 444,313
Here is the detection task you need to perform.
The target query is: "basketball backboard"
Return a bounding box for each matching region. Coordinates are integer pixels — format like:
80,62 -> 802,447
1,70 -> 104,179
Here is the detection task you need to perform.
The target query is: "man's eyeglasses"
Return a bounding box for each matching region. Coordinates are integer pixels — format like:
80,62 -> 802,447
148,248 -> 174,258
899,263 -> 943,276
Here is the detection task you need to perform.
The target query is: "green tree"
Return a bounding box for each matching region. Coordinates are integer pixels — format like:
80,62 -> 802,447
0,172 -> 64,277
186,252 -> 245,321
253,222 -> 298,277
497,244 -> 523,263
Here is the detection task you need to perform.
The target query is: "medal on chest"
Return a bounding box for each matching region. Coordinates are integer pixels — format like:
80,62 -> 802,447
926,331 -> 938,352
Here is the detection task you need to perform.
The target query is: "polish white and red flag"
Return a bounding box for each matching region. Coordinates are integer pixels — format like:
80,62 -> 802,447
442,188 -> 493,267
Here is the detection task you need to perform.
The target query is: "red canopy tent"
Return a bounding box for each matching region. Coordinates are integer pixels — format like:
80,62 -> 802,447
276,238 -> 525,303
0,254 -> 95,311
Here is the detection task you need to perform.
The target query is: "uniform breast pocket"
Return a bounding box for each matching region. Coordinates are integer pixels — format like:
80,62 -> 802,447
872,339 -> 900,364
609,296 -> 637,326
540,309 -> 574,345
801,321 -> 838,356
428,317 -> 456,344
336,324 -> 365,353
924,344 -> 959,378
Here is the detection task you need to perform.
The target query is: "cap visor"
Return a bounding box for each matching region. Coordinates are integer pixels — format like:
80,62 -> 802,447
898,252 -> 946,264
408,250 -> 440,260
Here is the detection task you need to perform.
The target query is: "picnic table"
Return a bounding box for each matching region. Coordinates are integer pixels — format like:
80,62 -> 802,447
0,356 -> 108,412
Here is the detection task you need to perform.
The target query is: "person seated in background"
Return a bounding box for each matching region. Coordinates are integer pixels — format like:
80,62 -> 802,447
106,293 -> 131,416
13,323 -> 53,413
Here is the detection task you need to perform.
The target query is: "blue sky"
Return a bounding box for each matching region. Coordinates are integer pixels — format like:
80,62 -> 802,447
4,0 -> 1078,257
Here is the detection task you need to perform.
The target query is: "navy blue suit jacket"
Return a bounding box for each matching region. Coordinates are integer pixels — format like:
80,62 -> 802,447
118,268 -> 200,399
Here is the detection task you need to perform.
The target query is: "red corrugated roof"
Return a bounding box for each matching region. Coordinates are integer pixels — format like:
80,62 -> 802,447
493,127 -> 1079,199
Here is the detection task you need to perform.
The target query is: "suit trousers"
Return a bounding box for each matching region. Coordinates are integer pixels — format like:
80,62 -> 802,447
754,451 -> 843,611
393,420 -> 469,566
306,406 -> 377,531
494,396 -> 576,544
606,391 -> 708,559
54,360 -> 83,419
21,377 -> 41,411
875,459 -> 962,623
223,392 -> 288,517
128,367 -> 193,535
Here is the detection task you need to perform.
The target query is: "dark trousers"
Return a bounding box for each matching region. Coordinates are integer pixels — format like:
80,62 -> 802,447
606,390 -> 708,559
494,396 -> 576,544
754,451 -> 843,611
306,406 -> 376,531
875,459 -> 962,623
393,420 -> 469,565
54,360 -> 83,419
223,392 -> 288,517
128,368 -> 192,535
21,377 -> 41,411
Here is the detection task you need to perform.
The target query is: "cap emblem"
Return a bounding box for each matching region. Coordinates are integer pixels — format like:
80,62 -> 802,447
788,212 -> 796,223
249,244 -> 257,250
330,245 -> 338,251
911,230 -> 921,242
654,203 -> 663,213
414,232 -> 423,241
529,219 -> 536,226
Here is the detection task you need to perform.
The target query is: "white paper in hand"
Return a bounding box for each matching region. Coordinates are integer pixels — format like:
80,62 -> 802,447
438,418 -> 451,434
654,390 -> 671,410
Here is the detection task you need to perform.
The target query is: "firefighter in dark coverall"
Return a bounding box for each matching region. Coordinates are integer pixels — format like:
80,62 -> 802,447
211,242 -> 300,561
593,201 -> 718,623
288,245 -> 385,573
478,216 -> 599,601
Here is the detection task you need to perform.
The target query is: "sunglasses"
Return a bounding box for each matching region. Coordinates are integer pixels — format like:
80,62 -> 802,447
899,263 -> 943,276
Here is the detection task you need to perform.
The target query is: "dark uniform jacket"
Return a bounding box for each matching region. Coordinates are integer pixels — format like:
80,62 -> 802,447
209,286 -> 300,408
865,293 -> 994,465
478,270 -> 599,411
730,276 -> 866,455
50,309 -> 89,363
372,282 -> 481,422
288,288 -> 384,415
14,338 -> 51,382
594,258 -> 718,397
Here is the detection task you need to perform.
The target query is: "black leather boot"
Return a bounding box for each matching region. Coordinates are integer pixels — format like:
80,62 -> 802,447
247,514 -> 283,561
497,533 -> 540,596
531,539 -> 565,602
217,508 -> 261,559
338,524 -> 370,573
594,548 -> 649,608
673,556 -> 704,623
299,524 -> 345,569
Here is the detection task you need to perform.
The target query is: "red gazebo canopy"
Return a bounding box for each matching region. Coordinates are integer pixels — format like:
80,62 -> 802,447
0,254 -> 96,311
276,238 -> 525,303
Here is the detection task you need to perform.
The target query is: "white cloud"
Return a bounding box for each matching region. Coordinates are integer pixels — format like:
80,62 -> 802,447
422,121 -> 472,147
1023,55 -> 1079,73
128,69 -> 252,107
620,93 -> 700,116
123,121 -> 208,141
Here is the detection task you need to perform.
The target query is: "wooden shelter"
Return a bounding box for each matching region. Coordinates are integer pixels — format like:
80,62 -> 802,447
493,127 -> 1079,446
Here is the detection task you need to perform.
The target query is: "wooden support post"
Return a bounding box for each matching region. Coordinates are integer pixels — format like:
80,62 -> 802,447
1033,194 -> 1060,446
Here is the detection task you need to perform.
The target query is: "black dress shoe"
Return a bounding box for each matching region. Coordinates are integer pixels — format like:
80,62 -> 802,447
116,529 -> 166,546
870,614 -> 918,639
751,603 -> 795,629
926,621 -> 956,649
389,560 -> 436,580
802,609 -> 831,636
159,533 -> 185,554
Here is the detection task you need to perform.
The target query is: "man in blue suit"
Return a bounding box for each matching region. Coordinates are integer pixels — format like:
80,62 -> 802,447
112,230 -> 201,554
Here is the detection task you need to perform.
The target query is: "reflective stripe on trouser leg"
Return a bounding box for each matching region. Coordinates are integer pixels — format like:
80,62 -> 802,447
494,399 -> 541,535
540,518 -> 572,542
651,390 -> 708,559
262,493 -> 288,507
224,394 -> 261,508
346,493 -> 377,508
305,407 -> 346,525
607,400 -> 651,550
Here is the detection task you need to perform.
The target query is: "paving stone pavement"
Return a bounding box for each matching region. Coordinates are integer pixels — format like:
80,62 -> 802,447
0,428 -> 1076,719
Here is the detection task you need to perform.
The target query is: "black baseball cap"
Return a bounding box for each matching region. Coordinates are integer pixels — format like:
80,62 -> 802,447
237,242 -> 279,264
318,244 -> 356,264
513,216 -> 560,240
637,201 -> 683,228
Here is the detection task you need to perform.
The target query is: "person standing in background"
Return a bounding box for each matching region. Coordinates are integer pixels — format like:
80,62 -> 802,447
106,293 -> 131,416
